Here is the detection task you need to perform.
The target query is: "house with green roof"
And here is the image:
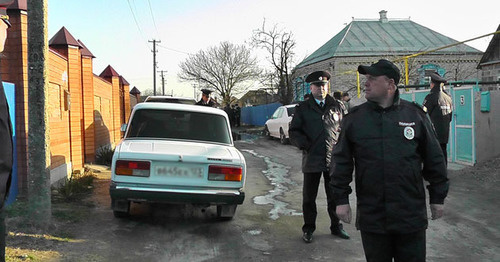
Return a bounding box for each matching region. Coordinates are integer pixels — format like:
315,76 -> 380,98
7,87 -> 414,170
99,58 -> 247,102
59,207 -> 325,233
293,10 -> 483,101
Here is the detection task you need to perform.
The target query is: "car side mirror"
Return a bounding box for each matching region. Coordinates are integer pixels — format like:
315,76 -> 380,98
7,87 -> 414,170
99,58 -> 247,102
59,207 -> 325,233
120,124 -> 127,132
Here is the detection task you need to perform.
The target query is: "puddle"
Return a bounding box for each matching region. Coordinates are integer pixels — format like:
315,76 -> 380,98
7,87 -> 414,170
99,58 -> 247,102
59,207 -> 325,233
242,149 -> 301,220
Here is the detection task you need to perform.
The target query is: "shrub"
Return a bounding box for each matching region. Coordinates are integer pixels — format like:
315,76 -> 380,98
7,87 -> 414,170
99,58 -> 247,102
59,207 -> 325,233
95,145 -> 114,166
56,168 -> 96,201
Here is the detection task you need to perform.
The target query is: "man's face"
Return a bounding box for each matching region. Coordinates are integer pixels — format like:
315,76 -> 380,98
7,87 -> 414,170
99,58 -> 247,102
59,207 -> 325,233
202,93 -> 210,102
364,74 -> 393,102
310,82 -> 328,100
0,20 -> 8,52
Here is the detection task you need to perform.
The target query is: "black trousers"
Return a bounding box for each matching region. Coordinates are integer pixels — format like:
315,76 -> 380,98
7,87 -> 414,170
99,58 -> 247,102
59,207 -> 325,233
360,230 -> 426,262
302,171 -> 339,233
440,143 -> 448,166
0,209 -> 5,261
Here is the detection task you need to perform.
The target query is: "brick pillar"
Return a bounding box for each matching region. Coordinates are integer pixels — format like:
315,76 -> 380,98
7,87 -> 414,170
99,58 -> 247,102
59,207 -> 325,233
2,8 -> 28,189
67,45 -> 84,169
110,76 -> 120,144
123,84 -> 130,123
81,55 -> 94,163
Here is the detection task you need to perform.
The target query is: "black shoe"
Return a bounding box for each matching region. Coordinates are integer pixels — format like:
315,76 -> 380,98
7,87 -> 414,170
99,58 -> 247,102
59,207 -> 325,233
302,232 -> 313,243
331,224 -> 350,239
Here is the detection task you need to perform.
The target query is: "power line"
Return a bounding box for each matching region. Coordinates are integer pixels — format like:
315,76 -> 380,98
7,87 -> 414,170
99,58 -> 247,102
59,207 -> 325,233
147,0 -> 160,38
157,43 -> 192,55
127,0 -> 151,50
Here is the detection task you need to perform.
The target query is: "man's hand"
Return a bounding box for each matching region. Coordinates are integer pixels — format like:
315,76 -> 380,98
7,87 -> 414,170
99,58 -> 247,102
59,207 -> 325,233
336,204 -> 352,223
430,204 -> 444,220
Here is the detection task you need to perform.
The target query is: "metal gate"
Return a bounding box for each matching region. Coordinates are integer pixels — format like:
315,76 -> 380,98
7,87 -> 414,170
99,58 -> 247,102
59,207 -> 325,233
399,85 -> 476,165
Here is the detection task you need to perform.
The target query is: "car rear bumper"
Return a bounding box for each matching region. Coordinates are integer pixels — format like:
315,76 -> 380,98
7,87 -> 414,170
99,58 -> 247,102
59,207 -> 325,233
109,182 -> 245,205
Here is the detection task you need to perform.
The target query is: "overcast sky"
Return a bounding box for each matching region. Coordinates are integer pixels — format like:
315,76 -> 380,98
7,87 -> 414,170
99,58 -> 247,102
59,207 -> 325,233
48,0 -> 499,99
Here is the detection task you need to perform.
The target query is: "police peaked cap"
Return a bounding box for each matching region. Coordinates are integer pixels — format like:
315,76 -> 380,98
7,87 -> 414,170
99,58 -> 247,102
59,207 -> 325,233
305,71 -> 331,84
358,59 -> 401,85
429,72 -> 447,84
0,0 -> 13,27
201,89 -> 213,95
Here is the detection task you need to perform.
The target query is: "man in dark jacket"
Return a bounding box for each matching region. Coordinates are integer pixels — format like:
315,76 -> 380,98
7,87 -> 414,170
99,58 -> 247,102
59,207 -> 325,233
195,89 -> 216,107
0,1 -> 13,259
423,72 -> 452,164
289,70 -> 349,243
330,59 -> 449,261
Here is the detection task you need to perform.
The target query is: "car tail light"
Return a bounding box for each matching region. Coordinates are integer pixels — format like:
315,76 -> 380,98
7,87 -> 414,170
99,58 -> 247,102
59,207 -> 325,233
115,160 -> 151,177
208,165 -> 242,181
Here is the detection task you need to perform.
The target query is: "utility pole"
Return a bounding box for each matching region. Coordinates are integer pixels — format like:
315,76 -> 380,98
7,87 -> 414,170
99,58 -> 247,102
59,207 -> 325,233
149,39 -> 160,95
157,70 -> 167,95
27,0 -> 51,228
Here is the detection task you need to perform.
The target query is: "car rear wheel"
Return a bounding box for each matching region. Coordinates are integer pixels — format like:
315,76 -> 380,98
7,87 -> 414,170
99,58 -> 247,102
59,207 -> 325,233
280,128 -> 289,144
112,199 -> 130,218
263,125 -> 271,139
217,204 -> 237,220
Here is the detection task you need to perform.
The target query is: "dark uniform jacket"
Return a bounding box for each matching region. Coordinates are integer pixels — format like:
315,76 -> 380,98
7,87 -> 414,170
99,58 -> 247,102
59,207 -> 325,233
423,87 -> 452,144
289,95 -> 346,173
0,76 -> 13,210
195,99 -> 215,107
330,90 -> 449,234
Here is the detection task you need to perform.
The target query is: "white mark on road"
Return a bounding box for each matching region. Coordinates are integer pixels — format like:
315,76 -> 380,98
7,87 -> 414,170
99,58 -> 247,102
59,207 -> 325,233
242,149 -> 301,220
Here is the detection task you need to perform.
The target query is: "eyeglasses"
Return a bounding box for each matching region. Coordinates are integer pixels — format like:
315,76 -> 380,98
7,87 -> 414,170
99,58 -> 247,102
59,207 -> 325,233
1,14 -> 10,28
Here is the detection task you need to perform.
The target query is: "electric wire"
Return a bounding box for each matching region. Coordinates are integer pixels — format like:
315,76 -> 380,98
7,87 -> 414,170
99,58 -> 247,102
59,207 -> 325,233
147,0 -> 160,38
157,43 -> 192,55
127,0 -> 152,50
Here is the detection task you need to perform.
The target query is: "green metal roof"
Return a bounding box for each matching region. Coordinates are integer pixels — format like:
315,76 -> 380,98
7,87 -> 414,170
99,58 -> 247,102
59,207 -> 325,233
296,19 -> 483,69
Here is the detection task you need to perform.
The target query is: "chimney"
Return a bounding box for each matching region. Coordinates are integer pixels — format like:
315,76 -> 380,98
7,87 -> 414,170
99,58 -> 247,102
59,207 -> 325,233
379,10 -> 388,23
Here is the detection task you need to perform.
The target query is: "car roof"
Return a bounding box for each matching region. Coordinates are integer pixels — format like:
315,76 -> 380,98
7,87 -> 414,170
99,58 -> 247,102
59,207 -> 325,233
283,104 -> 297,108
144,96 -> 196,104
132,102 -> 228,117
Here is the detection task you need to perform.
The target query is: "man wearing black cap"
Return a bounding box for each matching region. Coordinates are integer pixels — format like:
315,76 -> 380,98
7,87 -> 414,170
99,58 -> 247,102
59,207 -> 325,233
423,72 -> 453,164
196,89 -> 216,107
0,0 -> 13,260
329,59 -> 449,261
289,70 -> 349,243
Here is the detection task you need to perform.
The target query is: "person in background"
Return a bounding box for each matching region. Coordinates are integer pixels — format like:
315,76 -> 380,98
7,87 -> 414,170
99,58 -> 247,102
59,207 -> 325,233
0,1 -> 13,260
423,72 -> 453,165
289,70 -> 349,243
341,92 -> 352,112
330,59 -> 448,261
196,89 -> 216,107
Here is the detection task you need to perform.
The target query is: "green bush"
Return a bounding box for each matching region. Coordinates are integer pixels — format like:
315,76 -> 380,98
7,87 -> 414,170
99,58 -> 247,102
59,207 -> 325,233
95,145 -> 114,166
57,168 -> 96,201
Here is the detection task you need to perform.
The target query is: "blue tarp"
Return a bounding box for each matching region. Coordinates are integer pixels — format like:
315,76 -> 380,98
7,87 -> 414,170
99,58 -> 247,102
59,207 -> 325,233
3,82 -> 17,206
241,102 -> 281,126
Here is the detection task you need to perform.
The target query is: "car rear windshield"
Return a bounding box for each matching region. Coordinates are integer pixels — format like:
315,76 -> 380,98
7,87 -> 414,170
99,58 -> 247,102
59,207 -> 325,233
126,109 -> 231,144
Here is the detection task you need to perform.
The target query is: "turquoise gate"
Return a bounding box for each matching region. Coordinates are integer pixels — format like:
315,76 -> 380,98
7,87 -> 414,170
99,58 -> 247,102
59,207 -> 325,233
399,85 -> 476,165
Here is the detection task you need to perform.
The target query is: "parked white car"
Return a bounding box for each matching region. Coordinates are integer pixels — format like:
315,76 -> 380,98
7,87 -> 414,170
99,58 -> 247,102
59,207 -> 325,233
264,104 -> 296,144
110,103 -> 246,219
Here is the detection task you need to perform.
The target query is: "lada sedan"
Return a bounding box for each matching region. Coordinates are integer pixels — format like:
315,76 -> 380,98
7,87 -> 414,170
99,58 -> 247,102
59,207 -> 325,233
110,103 -> 246,219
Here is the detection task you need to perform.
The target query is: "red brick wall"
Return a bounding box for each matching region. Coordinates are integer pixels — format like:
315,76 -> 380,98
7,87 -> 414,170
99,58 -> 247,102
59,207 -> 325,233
93,76 -> 114,150
82,56 -> 95,162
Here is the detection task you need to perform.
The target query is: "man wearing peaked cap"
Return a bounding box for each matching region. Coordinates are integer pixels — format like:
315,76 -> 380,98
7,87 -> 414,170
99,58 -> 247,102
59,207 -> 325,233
289,70 -> 349,243
195,88 -> 216,107
0,0 -> 13,260
423,72 -> 453,165
330,59 -> 448,261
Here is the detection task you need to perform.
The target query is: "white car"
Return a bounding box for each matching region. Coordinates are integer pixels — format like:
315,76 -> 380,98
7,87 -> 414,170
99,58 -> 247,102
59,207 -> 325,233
110,103 -> 246,219
264,104 -> 296,144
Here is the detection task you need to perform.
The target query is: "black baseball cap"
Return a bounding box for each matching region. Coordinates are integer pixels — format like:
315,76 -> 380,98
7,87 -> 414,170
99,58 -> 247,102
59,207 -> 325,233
358,59 -> 401,85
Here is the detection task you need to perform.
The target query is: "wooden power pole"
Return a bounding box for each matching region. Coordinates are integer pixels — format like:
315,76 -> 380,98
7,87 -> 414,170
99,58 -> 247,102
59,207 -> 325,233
27,0 -> 51,227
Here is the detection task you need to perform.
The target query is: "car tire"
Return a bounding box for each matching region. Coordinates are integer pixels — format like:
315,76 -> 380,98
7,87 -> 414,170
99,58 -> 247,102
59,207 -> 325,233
217,204 -> 237,220
280,128 -> 289,145
263,125 -> 272,139
113,210 -> 129,218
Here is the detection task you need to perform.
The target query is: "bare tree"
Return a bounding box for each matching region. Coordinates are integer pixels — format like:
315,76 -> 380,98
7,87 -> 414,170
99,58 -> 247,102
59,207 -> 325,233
251,19 -> 296,105
178,41 -> 261,105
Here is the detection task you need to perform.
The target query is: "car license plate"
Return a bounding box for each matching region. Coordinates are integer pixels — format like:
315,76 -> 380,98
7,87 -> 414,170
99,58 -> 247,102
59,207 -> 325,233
155,165 -> 203,179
